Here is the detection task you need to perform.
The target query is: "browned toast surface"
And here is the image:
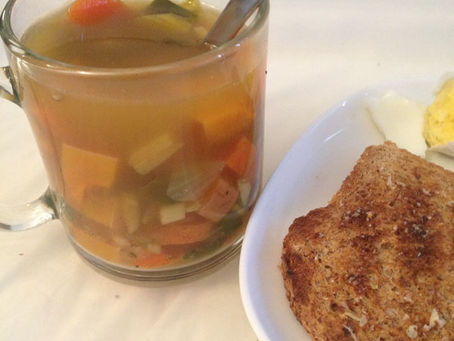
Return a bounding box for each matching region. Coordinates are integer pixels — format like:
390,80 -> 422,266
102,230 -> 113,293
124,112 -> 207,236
281,141 -> 454,340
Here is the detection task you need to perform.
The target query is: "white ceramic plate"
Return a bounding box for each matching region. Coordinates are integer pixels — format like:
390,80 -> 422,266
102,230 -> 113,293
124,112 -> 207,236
239,79 -> 437,341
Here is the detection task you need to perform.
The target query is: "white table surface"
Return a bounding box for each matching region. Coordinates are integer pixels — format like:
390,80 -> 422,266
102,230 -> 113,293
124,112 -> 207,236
2,1 -> 454,340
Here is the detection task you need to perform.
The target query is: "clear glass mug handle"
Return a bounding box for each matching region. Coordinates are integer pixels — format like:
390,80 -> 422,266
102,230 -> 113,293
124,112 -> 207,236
0,66 -> 57,231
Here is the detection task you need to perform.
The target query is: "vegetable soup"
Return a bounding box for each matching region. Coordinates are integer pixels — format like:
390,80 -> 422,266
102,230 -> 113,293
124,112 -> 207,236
18,0 -> 266,270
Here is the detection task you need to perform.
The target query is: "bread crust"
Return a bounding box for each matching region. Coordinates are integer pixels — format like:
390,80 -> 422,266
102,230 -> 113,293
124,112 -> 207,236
281,141 -> 454,341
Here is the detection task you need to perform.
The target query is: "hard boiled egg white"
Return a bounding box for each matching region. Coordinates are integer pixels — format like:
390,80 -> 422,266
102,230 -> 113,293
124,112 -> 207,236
366,90 -> 427,157
367,90 -> 454,172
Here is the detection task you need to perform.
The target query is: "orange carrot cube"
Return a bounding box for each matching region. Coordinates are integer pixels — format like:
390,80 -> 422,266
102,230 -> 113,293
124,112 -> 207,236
61,143 -> 119,207
198,177 -> 239,222
68,0 -> 127,25
150,214 -> 213,245
226,136 -> 256,177
192,87 -> 254,145
134,252 -> 173,268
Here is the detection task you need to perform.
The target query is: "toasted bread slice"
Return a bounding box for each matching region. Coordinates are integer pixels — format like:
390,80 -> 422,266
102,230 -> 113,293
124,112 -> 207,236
281,141 -> 454,341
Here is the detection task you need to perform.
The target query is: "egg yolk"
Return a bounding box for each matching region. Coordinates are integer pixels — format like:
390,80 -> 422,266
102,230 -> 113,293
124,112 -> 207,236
424,79 -> 454,146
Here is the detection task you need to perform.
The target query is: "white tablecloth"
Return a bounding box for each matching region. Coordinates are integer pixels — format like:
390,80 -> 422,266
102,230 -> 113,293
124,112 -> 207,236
2,1 -> 454,340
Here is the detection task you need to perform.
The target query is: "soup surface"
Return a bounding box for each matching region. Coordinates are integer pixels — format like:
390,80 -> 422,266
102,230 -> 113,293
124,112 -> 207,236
23,0 -> 214,67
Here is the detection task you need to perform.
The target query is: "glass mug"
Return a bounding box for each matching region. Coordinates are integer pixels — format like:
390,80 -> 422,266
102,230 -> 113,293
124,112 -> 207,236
0,0 -> 268,280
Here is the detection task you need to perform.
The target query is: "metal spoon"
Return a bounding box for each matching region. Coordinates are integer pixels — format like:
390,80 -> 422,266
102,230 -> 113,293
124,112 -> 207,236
147,0 -> 264,47
203,0 -> 264,46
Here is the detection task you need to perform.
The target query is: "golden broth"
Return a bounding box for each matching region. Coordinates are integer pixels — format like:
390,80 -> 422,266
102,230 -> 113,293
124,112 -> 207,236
18,0 -> 266,270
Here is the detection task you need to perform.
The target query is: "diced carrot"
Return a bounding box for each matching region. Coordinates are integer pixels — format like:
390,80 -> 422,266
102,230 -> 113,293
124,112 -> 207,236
198,177 -> 239,222
134,252 -> 173,268
61,143 -> 119,207
191,86 -> 254,145
150,213 -> 213,245
68,0 -> 127,25
225,136 -> 256,177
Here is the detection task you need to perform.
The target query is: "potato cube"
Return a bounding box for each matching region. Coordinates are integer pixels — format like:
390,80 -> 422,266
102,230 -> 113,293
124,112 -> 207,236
121,193 -> 141,234
128,133 -> 183,175
159,202 -> 186,225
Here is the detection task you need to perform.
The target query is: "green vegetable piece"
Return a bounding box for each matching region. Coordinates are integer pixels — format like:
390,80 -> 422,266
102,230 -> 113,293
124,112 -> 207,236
166,160 -> 224,202
147,0 -> 195,18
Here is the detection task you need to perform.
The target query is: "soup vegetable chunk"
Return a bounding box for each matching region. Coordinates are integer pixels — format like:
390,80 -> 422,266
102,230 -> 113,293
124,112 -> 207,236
20,0 -> 266,269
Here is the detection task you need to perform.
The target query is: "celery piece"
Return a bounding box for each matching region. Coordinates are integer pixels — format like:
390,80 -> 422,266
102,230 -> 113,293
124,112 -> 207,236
137,13 -> 192,33
134,13 -> 195,45
166,161 -> 224,202
128,133 -> 183,175
121,193 -> 141,234
134,12 -> 204,45
146,0 -> 195,18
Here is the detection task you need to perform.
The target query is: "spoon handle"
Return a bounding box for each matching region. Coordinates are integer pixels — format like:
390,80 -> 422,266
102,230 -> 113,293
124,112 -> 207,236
204,0 -> 264,46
